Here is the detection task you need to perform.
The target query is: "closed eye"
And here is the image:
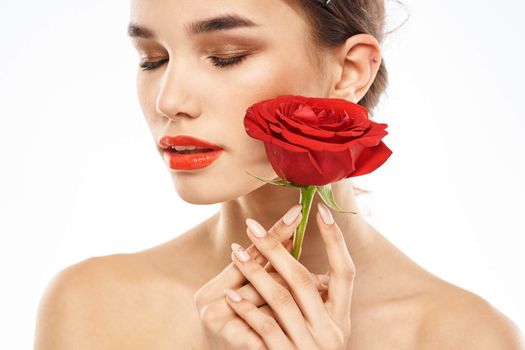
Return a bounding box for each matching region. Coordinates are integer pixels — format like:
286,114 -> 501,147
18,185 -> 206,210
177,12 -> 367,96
139,58 -> 169,71
139,54 -> 248,71
209,54 -> 248,68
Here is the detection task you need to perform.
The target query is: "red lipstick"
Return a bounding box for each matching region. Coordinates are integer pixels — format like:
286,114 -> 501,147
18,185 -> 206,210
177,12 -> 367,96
158,135 -> 224,171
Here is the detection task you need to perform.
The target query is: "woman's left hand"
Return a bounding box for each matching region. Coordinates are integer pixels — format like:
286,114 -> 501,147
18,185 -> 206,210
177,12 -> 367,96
225,202 -> 356,349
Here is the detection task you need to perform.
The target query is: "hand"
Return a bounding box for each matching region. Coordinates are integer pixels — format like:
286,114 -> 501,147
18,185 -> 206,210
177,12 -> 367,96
194,204 -> 338,349
224,202 -> 354,349
194,203 -> 356,350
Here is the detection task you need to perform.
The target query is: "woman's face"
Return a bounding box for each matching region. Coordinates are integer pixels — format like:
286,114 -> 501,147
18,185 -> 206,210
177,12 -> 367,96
129,0 -> 330,204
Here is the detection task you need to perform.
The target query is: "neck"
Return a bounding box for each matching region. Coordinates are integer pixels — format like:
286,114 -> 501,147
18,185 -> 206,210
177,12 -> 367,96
208,179 -> 379,275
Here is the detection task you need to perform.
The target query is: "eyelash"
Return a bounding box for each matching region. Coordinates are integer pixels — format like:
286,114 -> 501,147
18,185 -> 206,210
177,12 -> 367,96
139,55 -> 248,71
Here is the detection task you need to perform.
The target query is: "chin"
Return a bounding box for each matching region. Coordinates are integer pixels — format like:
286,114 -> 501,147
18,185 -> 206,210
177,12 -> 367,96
172,182 -> 259,205
169,168 -> 277,205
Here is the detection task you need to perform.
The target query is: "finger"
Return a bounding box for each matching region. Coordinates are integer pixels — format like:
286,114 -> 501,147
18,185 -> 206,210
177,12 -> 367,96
236,271 -> 329,306
198,286 -> 278,338
224,289 -> 295,349
220,317 -> 267,349
264,237 -> 292,273
316,201 -> 356,325
225,267 -> 329,332
265,241 -> 329,292
244,217 -> 333,331
194,204 -> 302,308
199,269 -> 328,332
245,204 -> 303,270
230,243 -> 319,349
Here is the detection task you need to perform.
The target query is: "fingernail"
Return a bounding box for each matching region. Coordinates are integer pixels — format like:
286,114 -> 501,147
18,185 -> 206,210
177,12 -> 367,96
318,274 -> 330,285
246,218 -> 267,238
231,242 -> 250,262
318,202 -> 334,225
224,288 -> 242,302
283,204 -> 302,225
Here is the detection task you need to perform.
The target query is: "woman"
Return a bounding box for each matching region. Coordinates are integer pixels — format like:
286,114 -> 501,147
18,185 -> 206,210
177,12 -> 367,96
34,0 -> 524,349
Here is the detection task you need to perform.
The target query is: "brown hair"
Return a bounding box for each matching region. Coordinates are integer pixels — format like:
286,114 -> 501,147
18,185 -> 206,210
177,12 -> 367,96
283,0 -> 409,198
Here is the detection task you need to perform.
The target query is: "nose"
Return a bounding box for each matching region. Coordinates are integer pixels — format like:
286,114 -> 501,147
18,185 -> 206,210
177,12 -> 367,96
155,60 -> 200,121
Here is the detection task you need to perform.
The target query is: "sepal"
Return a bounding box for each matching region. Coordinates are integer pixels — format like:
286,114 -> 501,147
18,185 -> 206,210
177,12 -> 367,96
245,171 -> 298,188
315,184 -> 358,214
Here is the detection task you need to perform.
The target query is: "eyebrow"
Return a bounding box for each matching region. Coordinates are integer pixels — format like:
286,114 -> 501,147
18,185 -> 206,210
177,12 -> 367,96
127,14 -> 260,39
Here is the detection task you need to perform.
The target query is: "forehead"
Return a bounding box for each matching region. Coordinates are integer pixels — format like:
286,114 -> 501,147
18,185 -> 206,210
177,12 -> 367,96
128,0 -> 310,44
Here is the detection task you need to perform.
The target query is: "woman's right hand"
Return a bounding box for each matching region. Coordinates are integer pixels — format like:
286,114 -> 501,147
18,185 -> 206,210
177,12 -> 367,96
193,206 -> 332,349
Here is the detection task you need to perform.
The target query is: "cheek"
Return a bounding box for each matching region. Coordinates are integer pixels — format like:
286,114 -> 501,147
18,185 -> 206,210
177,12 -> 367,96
233,51 -> 321,99
136,78 -> 150,116
136,78 -> 163,129
235,140 -> 279,180
239,137 -> 269,163
216,52 -> 319,169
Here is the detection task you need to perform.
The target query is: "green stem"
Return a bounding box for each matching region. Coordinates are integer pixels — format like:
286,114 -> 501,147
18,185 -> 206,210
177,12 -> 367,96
291,185 -> 317,261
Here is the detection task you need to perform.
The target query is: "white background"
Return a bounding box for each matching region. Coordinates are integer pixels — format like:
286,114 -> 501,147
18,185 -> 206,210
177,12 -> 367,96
1,0 -> 524,348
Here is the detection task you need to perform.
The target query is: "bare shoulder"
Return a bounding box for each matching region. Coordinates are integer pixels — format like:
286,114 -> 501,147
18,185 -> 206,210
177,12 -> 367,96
364,233 -> 524,349
34,251 -> 194,349
416,282 -> 524,349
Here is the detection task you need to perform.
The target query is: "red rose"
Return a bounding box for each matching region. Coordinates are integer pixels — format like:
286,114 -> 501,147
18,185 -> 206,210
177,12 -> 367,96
243,94 -> 392,186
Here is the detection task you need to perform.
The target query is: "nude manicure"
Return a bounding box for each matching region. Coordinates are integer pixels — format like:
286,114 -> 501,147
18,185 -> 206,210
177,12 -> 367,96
283,204 -> 302,225
318,202 -> 334,225
231,242 -> 250,262
246,218 -> 267,237
224,288 -> 242,302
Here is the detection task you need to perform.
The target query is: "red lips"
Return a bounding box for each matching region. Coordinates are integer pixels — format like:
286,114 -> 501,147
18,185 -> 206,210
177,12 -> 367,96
158,135 -> 223,150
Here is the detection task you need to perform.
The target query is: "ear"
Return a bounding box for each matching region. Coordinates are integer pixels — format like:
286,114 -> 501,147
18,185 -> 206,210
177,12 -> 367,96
329,34 -> 382,103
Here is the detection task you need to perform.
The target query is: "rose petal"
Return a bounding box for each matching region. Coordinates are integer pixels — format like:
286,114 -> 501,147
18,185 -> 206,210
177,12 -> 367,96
348,141 -> 393,178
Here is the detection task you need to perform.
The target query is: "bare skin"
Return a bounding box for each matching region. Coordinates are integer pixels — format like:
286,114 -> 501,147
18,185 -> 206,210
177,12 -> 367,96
133,184 -> 432,349
34,180 -> 523,349
34,0 -> 523,348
